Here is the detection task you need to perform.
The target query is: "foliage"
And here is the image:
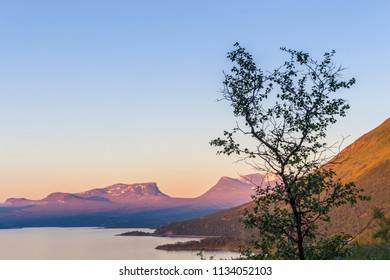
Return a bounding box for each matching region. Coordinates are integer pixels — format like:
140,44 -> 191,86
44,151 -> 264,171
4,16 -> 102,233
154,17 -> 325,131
156,236 -> 243,252
210,43 -> 370,259
345,243 -> 390,260
372,208 -> 390,244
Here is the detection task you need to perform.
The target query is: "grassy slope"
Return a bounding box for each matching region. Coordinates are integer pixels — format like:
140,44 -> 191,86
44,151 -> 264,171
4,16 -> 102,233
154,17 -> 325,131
329,118 -> 390,183
324,118 -> 390,240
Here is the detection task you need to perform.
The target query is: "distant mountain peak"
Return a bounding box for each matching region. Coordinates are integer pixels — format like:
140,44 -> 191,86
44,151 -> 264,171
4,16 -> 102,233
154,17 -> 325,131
5,198 -> 32,206
217,176 -> 246,184
76,182 -> 169,202
239,173 -> 279,186
109,182 -> 166,197
43,192 -> 85,203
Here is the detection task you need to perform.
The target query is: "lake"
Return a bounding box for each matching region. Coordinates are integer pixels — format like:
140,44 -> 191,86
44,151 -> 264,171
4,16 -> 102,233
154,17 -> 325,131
0,227 -> 239,260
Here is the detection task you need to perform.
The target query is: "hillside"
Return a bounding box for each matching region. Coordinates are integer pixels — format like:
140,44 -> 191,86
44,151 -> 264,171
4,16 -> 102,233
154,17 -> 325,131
156,118 -> 390,241
325,118 -> 390,238
330,118 -> 390,182
155,202 -> 254,237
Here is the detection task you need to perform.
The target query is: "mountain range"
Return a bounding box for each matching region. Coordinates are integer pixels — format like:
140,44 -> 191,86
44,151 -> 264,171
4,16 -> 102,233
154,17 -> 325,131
0,173 -> 277,228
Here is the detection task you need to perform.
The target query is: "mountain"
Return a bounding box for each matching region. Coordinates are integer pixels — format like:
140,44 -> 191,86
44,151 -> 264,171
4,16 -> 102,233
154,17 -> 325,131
191,173 -> 277,208
77,182 -> 169,202
5,182 -> 169,207
0,174 -> 278,229
155,118 -> 390,240
329,117 -> 390,183
325,117 -> 390,237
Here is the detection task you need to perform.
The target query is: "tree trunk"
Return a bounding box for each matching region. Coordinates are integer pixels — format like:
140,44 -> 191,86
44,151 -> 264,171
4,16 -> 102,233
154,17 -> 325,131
286,183 -> 305,260
296,226 -> 305,260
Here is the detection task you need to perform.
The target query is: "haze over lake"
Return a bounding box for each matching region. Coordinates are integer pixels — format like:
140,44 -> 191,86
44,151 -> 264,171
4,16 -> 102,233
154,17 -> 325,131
0,227 -> 238,260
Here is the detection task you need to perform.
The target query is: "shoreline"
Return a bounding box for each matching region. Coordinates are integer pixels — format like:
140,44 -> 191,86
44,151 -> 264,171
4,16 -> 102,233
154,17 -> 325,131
116,230 -> 217,239
154,236 -> 243,252
116,230 -> 241,252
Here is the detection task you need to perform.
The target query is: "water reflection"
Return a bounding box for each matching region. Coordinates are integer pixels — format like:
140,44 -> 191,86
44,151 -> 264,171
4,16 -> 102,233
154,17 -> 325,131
0,227 -> 239,260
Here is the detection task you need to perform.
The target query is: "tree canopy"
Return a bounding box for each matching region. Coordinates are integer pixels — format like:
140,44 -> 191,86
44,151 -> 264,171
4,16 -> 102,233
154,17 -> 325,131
211,43 -> 370,259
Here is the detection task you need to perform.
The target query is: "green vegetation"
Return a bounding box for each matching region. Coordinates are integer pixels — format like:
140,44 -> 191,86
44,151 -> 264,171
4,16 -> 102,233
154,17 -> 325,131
210,43 -> 370,260
116,231 -> 152,236
155,236 -> 244,252
344,243 -> 390,260
371,208 -> 390,253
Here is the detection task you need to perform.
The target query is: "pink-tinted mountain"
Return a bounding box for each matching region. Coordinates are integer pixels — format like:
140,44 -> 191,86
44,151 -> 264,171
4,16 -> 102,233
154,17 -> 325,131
0,173 -> 277,228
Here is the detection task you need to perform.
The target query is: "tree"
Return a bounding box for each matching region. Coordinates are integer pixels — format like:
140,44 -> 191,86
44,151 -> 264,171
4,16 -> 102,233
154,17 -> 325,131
210,43 -> 370,259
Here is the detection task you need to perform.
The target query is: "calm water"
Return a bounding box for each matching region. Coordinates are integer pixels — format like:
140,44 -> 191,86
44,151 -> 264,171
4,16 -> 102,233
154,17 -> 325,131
0,227 -> 238,260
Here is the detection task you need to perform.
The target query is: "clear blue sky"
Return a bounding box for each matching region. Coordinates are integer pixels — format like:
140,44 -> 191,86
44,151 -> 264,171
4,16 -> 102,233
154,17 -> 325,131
0,0 -> 389,201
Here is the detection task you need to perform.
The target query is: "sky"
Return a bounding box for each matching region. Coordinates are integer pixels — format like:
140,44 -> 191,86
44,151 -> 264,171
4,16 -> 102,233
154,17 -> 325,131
0,0 -> 389,202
